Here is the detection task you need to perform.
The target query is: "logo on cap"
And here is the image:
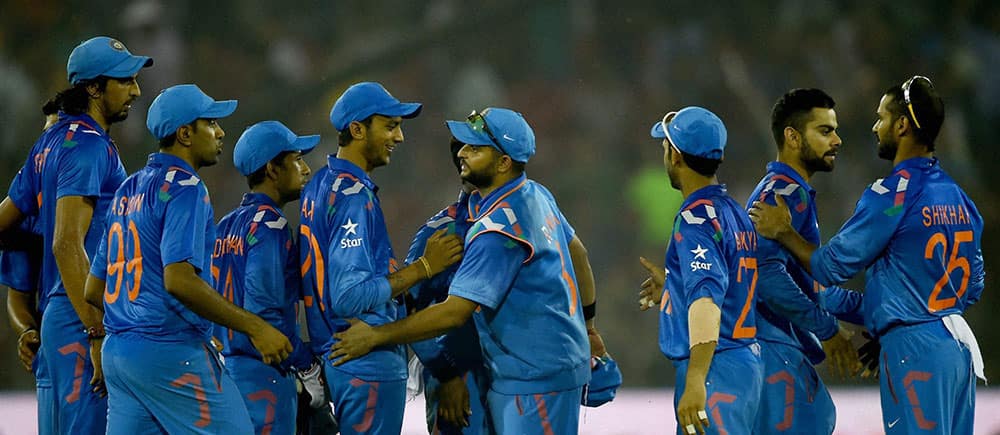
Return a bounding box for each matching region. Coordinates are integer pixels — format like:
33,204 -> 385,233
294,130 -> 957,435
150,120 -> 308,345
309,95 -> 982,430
109,39 -> 126,51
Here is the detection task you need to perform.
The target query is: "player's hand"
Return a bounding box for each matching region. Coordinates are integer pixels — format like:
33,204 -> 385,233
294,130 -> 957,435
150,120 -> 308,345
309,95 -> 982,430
677,381 -> 710,435
249,322 -> 292,366
638,257 -> 665,311
89,337 -> 107,397
296,361 -> 328,408
17,329 -> 40,372
857,331 -> 881,379
822,325 -> 861,379
588,327 -> 608,358
748,194 -> 793,240
437,375 -> 471,428
329,319 -> 378,365
421,228 -> 464,276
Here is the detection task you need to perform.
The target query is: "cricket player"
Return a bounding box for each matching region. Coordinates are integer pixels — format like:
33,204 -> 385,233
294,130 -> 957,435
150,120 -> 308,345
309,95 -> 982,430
83,84 -> 291,434
638,106 -> 762,435
331,107 -> 608,435
214,120 -> 325,435
0,35 -> 152,434
747,88 -> 862,434
750,76 -> 985,434
404,138 -> 489,434
298,82 -> 464,434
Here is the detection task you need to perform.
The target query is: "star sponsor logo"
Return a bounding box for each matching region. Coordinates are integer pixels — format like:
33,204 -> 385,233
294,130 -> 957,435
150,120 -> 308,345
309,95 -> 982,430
690,260 -> 713,272
339,218 -> 362,248
690,244 -> 708,260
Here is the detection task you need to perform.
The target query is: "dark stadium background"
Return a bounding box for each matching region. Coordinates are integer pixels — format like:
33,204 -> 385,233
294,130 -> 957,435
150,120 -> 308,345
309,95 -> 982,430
1,0 -> 998,396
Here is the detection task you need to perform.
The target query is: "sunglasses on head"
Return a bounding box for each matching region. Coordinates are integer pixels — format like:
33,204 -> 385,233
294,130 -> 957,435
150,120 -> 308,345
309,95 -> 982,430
902,75 -> 932,129
661,111 -> 681,153
466,110 -> 501,148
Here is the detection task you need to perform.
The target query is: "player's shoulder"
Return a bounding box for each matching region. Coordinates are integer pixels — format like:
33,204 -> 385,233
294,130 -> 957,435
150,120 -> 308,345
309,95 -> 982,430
423,202 -> 462,231
56,120 -> 110,151
328,171 -> 374,202
249,204 -> 288,231
157,165 -> 206,200
758,172 -> 810,209
865,168 -> 914,199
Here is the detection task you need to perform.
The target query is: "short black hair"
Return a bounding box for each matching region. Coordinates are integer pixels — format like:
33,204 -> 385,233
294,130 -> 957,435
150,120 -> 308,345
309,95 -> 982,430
770,88 -> 836,150
337,116 -> 373,147
449,138 -> 463,172
42,97 -> 60,116
884,78 -> 944,149
52,76 -> 112,115
246,150 -> 295,188
669,146 -> 721,176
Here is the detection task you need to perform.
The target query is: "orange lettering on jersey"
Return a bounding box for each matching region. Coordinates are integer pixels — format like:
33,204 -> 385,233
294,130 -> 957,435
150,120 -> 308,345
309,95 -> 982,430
301,199 -> 314,221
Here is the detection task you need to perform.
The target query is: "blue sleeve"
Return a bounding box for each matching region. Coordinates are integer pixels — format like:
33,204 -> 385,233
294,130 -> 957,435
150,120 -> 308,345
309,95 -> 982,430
161,182 -> 212,272
756,238 -> 839,340
325,194 -> 391,318
675,221 -> 728,306
55,137 -> 111,199
820,285 -> 864,325
8,165 -> 37,216
811,179 -> 905,286
449,231 -> 527,309
89,217 -> 110,281
966,240 -> 985,307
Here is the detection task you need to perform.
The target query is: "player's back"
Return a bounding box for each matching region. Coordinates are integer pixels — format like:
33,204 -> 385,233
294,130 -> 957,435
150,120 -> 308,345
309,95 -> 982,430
861,157 -> 984,335
96,153 -> 214,341
660,185 -> 758,360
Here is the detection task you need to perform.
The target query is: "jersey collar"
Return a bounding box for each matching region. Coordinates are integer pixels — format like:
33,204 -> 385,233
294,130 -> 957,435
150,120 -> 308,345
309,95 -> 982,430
327,156 -> 378,193
892,156 -> 938,173
467,173 -> 527,221
147,152 -> 197,174
240,191 -> 280,209
680,184 -> 726,209
766,161 -> 815,194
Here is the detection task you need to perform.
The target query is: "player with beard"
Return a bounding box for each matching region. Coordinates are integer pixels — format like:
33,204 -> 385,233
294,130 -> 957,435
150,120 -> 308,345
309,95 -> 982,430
0,36 -> 152,434
745,89 -> 863,434
298,82 -> 464,434
751,77 -> 985,434
84,84 -> 292,433
330,107 -> 607,434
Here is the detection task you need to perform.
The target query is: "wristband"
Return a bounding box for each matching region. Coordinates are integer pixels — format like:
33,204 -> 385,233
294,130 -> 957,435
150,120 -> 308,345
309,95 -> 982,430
583,301 -> 596,321
18,328 -> 38,341
418,256 -> 433,279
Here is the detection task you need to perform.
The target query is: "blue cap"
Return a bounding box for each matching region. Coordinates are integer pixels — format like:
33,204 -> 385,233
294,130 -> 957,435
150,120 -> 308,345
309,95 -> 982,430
329,82 -> 422,131
146,84 -> 238,140
67,36 -> 153,85
233,121 -> 319,176
650,106 -> 727,160
446,107 -> 536,163
581,355 -> 623,408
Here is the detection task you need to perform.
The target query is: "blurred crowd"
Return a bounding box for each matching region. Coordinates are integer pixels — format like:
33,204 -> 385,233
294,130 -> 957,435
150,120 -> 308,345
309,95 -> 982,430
1,0 -> 998,389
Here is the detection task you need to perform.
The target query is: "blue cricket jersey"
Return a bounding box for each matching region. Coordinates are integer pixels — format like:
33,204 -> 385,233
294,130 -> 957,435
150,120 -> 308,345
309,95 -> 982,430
405,191 -> 482,381
8,113 -> 126,304
299,157 -> 406,381
449,174 -> 590,395
90,153 -> 215,342
212,192 -> 312,371
0,217 -> 42,293
746,162 -> 860,363
659,184 -> 758,360
810,157 -> 985,337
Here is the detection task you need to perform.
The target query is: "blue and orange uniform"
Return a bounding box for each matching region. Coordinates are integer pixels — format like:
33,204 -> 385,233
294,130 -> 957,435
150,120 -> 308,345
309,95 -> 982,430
299,157 -> 407,434
7,113 -> 122,434
809,157 -> 984,434
659,185 -> 762,435
405,190 -> 490,435
213,192 -> 313,435
447,174 -> 590,435
91,153 -> 253,434
746,161 -> 864,434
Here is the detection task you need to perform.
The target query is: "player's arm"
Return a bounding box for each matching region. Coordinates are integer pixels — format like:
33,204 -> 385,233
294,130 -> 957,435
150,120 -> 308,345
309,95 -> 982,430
569,234 -> 608,357
331,231 -> 524,363
679,298 -> 720,434
7,289 -> 40,371
385,227 -> 462,298
52,196 -> 104,332
756,240 -> 838,339
164,261 -> 290,364
820,285 -> 864,325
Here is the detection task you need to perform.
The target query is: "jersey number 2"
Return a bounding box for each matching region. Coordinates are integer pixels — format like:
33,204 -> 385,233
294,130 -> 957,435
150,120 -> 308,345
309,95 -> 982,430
733,257 -> 757,339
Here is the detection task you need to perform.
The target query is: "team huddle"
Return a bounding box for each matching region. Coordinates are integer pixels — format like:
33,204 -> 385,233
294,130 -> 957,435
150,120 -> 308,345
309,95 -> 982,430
0,35 -> 985,435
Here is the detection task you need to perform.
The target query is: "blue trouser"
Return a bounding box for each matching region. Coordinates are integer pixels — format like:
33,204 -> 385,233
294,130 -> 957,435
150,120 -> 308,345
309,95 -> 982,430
225,355 -> 298,435
34,344 -> 56,435
487,386 -> 583,435
40,296 -> 107,434
879,320 -> 975,434
326,365 -> 406,435
103,333 -> 254,434
672,345 -> 763,435
423,366 -> 491,434
755,341 -> 835,434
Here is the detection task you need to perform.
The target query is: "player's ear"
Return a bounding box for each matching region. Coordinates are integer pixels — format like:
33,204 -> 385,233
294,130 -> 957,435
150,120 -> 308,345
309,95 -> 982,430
176,124 -> 194,146
348,120 -> 367,141
265,161 -> 280,181
85,82 -> 102,99
783,126 -> 800,151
